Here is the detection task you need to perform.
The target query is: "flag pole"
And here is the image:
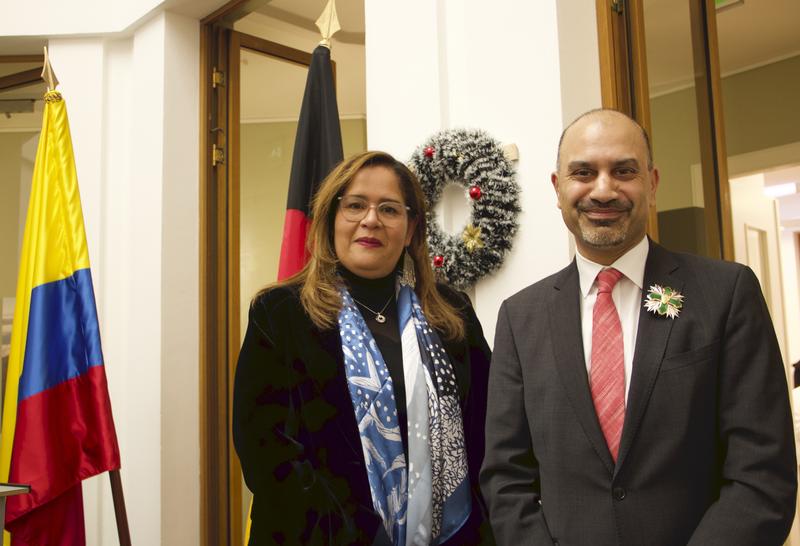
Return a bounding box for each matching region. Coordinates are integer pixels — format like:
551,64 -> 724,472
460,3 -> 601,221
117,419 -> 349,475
109,471 -> 131,546
40,48 -> 132,546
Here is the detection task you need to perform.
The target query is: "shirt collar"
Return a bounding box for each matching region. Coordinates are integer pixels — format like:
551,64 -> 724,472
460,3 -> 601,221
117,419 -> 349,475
575,236 -> 650,297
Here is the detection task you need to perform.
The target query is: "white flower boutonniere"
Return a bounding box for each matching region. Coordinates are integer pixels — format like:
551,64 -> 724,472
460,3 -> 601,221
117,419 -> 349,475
644,284 -> 684,319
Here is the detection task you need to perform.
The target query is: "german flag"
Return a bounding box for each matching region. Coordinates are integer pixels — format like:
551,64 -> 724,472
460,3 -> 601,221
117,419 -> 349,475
277,44 -> 344,280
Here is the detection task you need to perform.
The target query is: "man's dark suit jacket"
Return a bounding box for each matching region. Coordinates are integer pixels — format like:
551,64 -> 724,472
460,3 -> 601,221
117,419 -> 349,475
480,242 -> 797,546
233,284 -> 495,545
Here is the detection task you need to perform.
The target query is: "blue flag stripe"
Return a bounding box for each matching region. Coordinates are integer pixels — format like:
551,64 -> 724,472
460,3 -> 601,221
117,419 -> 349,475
18,268 -> 104,401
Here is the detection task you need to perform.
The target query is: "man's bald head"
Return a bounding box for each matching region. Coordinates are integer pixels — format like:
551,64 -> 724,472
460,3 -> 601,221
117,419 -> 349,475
551,107 -> 659,265
556,109 -> 653,170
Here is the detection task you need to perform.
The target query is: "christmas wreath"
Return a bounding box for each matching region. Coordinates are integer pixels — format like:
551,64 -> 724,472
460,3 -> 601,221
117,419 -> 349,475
409,129 -> 521,289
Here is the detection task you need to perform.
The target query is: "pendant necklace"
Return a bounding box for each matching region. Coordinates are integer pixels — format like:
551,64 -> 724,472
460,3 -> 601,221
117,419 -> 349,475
352,294 -> 393,324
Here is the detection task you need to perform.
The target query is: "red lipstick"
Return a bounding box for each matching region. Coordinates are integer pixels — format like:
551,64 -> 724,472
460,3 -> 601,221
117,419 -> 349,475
356,237 -> 382,248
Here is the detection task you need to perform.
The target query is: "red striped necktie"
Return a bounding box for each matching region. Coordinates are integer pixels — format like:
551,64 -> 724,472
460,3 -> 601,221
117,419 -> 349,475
590,267 -> 625,462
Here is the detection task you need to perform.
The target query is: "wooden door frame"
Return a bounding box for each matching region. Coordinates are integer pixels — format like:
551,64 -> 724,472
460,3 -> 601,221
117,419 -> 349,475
199,19 -> 231,546
595,0 -> 735,259
595,0 -> 659,240
689,0 -> 734,260
224,30 -> 314,546
199,3 -> 315,544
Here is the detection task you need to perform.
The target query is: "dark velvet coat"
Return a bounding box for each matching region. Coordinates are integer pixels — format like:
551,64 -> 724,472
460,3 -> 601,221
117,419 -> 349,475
233,283 -> 494,545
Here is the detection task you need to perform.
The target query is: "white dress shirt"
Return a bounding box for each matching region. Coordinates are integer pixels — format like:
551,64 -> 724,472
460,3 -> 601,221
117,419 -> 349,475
576,236 -> 649,401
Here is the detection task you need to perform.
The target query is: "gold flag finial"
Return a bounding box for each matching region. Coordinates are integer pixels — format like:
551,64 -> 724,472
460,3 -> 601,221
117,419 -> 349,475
315,0 -> 341,48
41,46 -> 59,92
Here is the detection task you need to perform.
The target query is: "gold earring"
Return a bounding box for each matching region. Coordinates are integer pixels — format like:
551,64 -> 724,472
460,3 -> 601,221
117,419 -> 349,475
400,249 -> 416,287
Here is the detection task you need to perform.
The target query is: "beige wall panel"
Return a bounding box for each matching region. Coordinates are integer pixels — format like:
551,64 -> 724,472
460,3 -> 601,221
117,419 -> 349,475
650,89 -> 702,212
0,132 -> 37,298
723,55 -> 800,156
652,55 -> 800,212
239,118 -> 366,336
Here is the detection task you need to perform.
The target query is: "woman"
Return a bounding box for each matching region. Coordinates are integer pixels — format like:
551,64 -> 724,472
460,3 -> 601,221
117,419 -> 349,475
233,151 -> 494,545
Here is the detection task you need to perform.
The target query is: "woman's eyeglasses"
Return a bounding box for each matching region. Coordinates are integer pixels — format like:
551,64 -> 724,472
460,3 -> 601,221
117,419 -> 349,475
337,196 -> 411,226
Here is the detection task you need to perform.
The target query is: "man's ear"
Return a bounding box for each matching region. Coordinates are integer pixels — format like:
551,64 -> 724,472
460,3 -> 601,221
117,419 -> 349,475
551,172 -> 562,209
650,167 -> 660,200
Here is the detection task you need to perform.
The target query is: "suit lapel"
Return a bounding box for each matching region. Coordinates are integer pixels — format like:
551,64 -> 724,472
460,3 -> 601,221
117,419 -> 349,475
549,262 -> 616,475
614,243 -> 682,475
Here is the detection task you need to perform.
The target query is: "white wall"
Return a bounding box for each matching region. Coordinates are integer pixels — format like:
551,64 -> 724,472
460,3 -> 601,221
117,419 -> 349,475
780,231 -> 800,365
365,0 -> 602,342
160,12 -> 201,545
3,0 -> 606,541
7,1 -> 213,542
555,0 -> 604,127
44,38 -> 120,545
0,0 -> 223,36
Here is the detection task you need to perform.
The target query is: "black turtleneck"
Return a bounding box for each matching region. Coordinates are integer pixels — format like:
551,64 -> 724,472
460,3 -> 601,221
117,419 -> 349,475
339,266 -> 408,457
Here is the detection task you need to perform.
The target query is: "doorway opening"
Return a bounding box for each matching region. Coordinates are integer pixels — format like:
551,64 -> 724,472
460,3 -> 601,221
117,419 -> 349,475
725,149 -> 800,371
0,55 -> 44,428
199,2 -> 366,544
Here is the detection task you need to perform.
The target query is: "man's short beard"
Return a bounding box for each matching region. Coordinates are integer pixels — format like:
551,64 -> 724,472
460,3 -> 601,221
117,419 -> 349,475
579,223 -> 627,248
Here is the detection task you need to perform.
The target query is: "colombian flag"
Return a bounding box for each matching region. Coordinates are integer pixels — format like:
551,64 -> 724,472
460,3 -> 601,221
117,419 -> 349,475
0,90 -> 120,545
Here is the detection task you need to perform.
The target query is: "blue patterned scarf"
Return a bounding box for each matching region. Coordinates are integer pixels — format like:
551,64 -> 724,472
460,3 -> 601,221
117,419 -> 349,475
338,283 -> 471,545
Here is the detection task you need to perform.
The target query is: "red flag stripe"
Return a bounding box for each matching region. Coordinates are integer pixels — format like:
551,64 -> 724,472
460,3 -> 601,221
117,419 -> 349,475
277,209 -> 312,281
7,483 -> 85,546
7,365 -> 120,522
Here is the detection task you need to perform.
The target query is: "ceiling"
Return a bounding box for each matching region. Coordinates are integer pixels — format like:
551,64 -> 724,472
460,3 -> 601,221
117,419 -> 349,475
644,0 -> 800,95
0,37 -> 47,57
254,0 -> 365,43
260,0 -> 800,92
0,61 -> 47,117
2,1 -> 798,105
0,63 -> 47,101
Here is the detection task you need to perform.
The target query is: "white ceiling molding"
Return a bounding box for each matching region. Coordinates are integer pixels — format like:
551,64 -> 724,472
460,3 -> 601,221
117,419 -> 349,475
649,51 -> 800,99
255,4 -> 364,44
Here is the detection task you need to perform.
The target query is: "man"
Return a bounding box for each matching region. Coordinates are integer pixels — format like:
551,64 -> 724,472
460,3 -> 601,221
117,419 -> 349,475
480,109 -> 796,545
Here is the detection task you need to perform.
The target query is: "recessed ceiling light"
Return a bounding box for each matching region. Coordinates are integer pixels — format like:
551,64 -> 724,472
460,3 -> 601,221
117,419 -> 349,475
763,182 -> 797,198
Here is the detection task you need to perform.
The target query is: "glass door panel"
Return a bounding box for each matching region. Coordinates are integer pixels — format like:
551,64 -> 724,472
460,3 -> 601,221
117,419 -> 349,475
237,43 -> 309,543
643,0 -> 713,257
0,61 -> 43,422
717,1 -> 800,375
236,37 -> 367,543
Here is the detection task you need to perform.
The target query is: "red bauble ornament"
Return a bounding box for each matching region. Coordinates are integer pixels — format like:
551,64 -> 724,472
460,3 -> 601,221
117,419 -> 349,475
423,146 -> 435,158
469,185 -> 483,200
433,255 -> 445,268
